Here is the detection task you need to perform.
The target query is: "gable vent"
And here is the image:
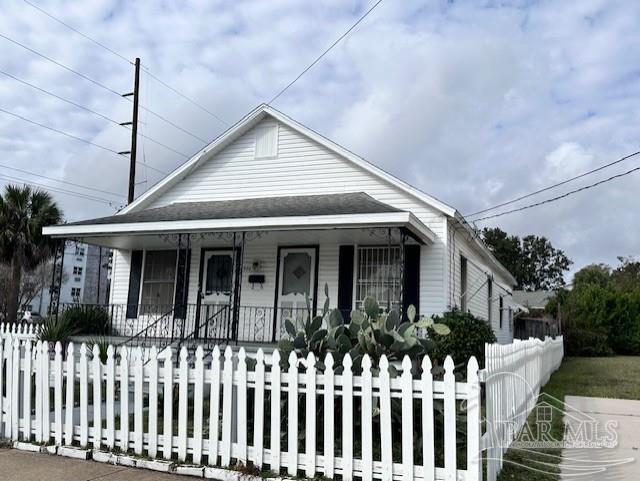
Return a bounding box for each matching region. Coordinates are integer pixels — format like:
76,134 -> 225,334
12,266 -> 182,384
255,124 -> 278,158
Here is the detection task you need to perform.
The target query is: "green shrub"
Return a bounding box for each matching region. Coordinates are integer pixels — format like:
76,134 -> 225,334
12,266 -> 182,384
37,306 -> 110,343
59,305 -> 110,335
38,314 -> 80,342
428,310 -> 496,367
279,289 -> 450,374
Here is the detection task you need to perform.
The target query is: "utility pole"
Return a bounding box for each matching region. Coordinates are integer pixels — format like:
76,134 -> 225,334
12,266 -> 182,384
120,57 -> 141,204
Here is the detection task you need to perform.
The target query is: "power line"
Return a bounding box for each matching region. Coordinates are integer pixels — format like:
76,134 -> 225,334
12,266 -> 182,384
0,32 -> 209,144
0,32 -> 124,98
144,70 -> 229,126
21,0 -> 133,65
466,150 -> 640,218
471,163 -> 640,222
0,163 -> 125,199
0,173 -> 118,206
22,0 -> 229,127
0,107 -> 169,176
269,0 -> 385,104
0,69 -> 190,159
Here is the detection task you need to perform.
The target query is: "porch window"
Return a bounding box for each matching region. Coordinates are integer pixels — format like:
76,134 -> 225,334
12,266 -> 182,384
140,250 -> 177,314
355,246 -> 401,312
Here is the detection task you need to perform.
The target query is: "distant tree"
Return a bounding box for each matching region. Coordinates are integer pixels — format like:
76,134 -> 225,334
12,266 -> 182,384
481,227 -> 572,291
611,256 -> 640,291
0,185 -> 63,323
572,264 -> 611,289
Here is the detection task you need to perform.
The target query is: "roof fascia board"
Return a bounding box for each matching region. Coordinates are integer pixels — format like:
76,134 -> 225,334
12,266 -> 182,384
453,213 -> 517,286
43,212 -> 436,242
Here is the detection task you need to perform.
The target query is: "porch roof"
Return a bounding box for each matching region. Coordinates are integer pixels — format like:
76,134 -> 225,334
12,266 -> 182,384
43,193 -> 436,245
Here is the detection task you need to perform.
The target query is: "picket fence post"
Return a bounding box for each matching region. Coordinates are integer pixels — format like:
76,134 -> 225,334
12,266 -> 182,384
208,345 -> 221,466
270,349 -> 281,473
287,351 -> 298,477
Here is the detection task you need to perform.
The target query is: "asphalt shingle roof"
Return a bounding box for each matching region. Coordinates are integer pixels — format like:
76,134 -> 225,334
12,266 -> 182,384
62,192 -> 402,226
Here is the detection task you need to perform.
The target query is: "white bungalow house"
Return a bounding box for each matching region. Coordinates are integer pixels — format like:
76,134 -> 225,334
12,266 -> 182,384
43,104 -> 517,347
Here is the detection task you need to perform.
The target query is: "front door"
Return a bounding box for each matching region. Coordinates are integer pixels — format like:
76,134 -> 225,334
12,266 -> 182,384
200,250 -> 235,339
276,247 -> 317,335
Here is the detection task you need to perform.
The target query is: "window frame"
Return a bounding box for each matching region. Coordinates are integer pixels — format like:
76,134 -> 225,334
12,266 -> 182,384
499,295 -> 504,329
487,277 -> 493,322
254,123 -> 279,159
138,249 -> 179,309
353,245 -> 402,312
460,255 -> 468,312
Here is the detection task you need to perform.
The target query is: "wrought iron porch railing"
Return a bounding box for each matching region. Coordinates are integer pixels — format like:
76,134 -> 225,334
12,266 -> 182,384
59,302 -> 314,345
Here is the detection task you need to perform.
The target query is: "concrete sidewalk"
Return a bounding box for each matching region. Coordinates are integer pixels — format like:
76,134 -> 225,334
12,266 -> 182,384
561,396 -> 640,480
0,448 -> 186,481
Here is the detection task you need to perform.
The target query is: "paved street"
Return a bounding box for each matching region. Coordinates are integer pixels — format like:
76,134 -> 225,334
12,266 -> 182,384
561,396 -> 640,480
0,449 -> 187,481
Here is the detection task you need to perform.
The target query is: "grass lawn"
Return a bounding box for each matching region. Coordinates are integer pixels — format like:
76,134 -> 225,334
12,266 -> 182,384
497,356 -> 640,481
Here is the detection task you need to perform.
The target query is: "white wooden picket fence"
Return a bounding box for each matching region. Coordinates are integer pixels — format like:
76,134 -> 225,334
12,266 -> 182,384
0,323 -> 39,340
0,332 -> 563,481
484,336 -> 564,481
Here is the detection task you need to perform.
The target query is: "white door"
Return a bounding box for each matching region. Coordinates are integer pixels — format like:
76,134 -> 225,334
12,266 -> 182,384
277,247 -> 316,333
201,250 -> 235,338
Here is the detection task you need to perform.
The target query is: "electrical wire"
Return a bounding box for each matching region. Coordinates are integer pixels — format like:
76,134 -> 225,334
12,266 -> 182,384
0,174 -> 118,206
0,32 -> 209,144
269,0 -> 385,104
0,163 -> 125,199
466,150 -> 640,218
0,69 -> 190,159
471,163 -> 640,222
21,0 -> 229,127
0,107 -> 169,176
21,0 -> 133,65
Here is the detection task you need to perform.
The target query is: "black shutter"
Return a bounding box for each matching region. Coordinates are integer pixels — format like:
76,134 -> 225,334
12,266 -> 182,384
337,245 -> 355,322
403,245 -> 420,320
126,250 -> 143,318
174,249 -> 191,319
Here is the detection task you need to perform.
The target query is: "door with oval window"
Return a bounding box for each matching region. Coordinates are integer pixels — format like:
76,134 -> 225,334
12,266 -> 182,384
201,250 -> 235,339
276,247 -> 316,335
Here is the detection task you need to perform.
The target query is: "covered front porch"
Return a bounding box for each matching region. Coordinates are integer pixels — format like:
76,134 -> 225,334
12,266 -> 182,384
43,193 -> 435,349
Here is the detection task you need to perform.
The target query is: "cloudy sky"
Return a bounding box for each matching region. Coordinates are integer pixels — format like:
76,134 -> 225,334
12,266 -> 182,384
0,0 -> 638,276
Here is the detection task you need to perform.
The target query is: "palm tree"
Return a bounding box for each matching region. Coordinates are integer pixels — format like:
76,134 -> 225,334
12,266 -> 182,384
0,185 -> 63,323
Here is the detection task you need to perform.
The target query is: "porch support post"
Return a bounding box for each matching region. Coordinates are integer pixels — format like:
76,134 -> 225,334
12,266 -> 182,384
174,233 -> 182,342
55,239 -> 66,320
183,234 -> 191,337
399,227 -> 406,318
48,240 -> 60,316
233,232 -> 246,344
230,232 -> 237,341
96,246 -> 102,304
387,228 -> 392,312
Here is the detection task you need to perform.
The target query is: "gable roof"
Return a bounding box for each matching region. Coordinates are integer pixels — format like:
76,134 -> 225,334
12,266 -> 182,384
119,104 -> 457,216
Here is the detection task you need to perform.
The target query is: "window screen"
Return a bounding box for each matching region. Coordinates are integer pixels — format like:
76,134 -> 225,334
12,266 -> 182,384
140,250 -> 177,313
206,254 -> 233,294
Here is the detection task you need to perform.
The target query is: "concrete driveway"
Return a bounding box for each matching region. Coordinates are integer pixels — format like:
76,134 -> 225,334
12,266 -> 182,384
0,449 -> 186,481
561,396 -> 640,480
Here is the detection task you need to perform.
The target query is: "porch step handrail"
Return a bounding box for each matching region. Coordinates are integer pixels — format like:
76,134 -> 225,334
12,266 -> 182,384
117,306 -> 176,348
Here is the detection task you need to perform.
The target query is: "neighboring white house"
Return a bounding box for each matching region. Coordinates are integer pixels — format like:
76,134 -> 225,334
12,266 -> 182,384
43,104 -> 517,345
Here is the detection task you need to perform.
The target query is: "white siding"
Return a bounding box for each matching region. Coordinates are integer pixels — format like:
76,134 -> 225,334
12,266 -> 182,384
146,119 -> 448,316
448,231 -> 514,344
109,250 -> 131,305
